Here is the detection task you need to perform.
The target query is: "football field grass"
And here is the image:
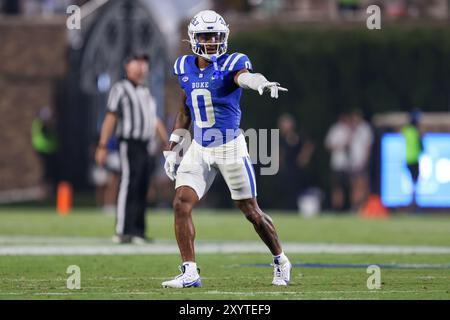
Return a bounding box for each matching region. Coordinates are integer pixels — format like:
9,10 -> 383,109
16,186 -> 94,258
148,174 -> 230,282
0,207 -> 449,300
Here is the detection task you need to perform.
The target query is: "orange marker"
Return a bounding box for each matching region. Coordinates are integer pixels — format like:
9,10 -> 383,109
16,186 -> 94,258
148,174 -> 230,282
360,194 -> 389,219
57,181 -> 73,215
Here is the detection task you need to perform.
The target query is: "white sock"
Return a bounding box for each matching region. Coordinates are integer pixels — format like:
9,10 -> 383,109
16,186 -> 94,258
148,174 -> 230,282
182,261 -> 198,274
273,252 -> 289,265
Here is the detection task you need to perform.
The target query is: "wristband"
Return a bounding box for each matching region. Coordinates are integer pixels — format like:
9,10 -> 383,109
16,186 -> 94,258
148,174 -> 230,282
169,133 -> 182,144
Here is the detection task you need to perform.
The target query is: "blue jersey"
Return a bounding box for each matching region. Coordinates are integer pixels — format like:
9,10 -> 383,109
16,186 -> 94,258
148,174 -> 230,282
173,52 -> 253,147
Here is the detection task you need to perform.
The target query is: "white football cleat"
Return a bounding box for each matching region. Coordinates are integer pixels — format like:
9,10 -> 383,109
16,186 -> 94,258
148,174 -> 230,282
162,265 -> 202,288
271,260 -> 292,286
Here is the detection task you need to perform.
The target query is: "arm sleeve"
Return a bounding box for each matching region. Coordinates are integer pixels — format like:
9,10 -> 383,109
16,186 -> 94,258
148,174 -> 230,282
106,83 -> 122,114
236,72 -> 268,91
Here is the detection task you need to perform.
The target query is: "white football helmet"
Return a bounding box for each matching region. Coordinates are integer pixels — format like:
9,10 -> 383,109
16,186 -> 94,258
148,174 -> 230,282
188,10 -> 229,61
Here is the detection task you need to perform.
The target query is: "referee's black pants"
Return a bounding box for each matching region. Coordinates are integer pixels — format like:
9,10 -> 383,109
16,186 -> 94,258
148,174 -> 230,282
116,140 -> 154,237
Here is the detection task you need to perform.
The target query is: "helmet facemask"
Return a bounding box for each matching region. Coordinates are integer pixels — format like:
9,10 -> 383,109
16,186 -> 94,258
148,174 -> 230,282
189,31 -> 228,62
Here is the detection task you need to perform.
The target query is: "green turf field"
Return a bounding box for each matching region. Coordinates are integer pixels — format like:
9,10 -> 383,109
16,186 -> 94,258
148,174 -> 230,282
0,208 -> 449,300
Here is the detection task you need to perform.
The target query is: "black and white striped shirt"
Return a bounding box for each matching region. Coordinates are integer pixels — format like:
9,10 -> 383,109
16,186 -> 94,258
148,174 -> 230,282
107,79 -> 157,142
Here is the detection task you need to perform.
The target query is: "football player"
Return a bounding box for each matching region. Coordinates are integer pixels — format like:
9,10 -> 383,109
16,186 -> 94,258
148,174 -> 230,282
162,10 -> 291,288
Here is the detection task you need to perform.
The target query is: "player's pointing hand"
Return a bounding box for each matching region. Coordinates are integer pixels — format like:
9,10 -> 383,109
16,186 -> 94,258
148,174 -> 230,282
236,72 -> 287,99
257,82 -> 288,99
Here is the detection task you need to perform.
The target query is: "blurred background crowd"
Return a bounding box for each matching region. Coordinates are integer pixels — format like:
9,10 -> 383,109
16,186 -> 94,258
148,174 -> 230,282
1,0 -> 450,215
2,0 -> 450,19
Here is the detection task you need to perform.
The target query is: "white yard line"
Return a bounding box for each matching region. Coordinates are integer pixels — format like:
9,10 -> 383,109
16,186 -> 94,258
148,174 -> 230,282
1,237 -> 450,255
0,236 -> 113,245
0,289 -> 447,297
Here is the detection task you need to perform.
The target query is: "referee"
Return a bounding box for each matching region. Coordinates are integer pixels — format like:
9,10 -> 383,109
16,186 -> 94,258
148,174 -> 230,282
95,52 -> 168,244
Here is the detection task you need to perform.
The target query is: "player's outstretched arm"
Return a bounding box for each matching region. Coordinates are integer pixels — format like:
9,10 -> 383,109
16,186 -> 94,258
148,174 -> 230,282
234,69 -> 288,99
163,92 -> 191,181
